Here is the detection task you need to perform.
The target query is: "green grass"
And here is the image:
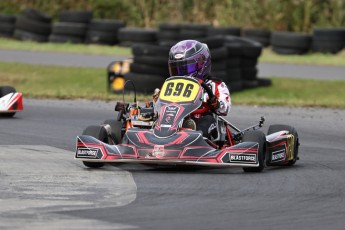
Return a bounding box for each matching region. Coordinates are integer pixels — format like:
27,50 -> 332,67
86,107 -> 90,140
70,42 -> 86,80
0,38 -> 131,56
1,62 -> 345,109
1,37 -> 345,66
260,48 -> 345,66
233,78 -> 345,108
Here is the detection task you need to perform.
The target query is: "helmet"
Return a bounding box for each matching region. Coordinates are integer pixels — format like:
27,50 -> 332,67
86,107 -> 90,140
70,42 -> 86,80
168,40 -> 211,80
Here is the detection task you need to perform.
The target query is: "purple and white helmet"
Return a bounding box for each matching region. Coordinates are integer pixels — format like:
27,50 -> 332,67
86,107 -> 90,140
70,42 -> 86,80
168,40 -> 211,80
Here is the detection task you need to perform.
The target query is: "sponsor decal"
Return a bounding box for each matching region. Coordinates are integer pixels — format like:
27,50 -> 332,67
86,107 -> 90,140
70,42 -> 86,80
174,53 -> 184,59
271,149 -> 286,162
166,106 -> 178,112
229,153 -> 257,163
208,123 -> 217,133
77,147 -> 99,158
147,145 -> 165,158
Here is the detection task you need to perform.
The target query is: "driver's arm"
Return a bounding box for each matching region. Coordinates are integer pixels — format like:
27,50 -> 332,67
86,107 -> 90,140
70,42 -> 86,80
210,81 -> 231,116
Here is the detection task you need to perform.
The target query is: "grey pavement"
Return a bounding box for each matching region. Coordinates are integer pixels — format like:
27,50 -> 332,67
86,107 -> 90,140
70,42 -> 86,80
1,49 -> 344,80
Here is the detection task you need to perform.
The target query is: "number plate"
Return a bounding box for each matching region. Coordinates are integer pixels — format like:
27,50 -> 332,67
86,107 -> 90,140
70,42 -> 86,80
159,78 -> 200,102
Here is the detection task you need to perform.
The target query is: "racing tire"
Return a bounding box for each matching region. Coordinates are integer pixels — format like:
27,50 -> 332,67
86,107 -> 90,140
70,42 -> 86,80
267,124 -> 299,166
0,86 -> 17,117
102,119 -> 123,144
81,125 -> 108,168
242,130 -> 266,172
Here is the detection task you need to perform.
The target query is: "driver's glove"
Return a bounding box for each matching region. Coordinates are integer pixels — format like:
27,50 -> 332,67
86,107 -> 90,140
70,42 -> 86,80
208,96 -> 220,110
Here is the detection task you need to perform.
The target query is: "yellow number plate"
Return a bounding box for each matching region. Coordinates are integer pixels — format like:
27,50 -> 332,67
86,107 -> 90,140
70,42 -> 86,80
159,78 -> 200,102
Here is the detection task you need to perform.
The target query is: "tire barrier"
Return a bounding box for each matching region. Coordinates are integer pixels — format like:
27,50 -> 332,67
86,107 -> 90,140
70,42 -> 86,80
49,10 -> 92,44
109,35 -> 270,94
14,8 -> 52,42
0,14 -> 16,37
242,28 -> 271,47
86,19 -> 125,45
2,8 -> 344,56
118,27 -> 157,47
312,28 -> 345,54
271,31 -> 312,55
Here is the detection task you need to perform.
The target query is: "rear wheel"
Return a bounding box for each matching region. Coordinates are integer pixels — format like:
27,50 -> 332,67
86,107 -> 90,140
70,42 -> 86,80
0,86 -> 17,117
81,125 -> 108,168
267,124 -> 299,166
242,130 -> 266,172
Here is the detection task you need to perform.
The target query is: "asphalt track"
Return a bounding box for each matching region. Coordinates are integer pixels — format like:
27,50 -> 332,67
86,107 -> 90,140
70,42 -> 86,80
1,99 -> 345,229
1,49 -> 345,80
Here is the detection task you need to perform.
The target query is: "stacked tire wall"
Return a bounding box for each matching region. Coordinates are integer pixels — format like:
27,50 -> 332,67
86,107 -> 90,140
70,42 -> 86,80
0,14 -> 16,37
49,10 -> 92,44
14,9 -> 52,42
124,44 -> 170,93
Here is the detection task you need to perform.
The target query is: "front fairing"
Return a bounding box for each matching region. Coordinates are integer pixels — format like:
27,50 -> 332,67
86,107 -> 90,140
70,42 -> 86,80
153,76 -> 203,138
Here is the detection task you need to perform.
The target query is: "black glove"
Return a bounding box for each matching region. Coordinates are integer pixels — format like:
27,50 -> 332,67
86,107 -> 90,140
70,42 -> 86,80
208,96 -> 219,110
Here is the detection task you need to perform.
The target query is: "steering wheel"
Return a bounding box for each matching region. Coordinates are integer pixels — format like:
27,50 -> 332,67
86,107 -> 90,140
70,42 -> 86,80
191,81 -> 215,115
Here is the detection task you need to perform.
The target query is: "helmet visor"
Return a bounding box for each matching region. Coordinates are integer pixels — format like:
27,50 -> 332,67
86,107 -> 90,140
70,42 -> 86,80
169,59 -> 199,76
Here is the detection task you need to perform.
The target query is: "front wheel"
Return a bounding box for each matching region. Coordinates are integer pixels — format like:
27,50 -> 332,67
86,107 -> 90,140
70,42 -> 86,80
267,124 -> 299,166
242,130 -> 266,173
81,125 -> 108,168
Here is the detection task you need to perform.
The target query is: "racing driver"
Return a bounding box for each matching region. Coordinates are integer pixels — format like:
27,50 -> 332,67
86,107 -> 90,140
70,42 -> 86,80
156,39 -> 231,139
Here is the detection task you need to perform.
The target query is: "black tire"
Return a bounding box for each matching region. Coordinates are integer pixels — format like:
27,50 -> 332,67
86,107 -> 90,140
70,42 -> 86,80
178,30 -> 206,40
240,58 -> 258,68
157,31 -> 179,41
14,29 -> 48,42
199,35 -> 225,49
212,60 -> 227,71
224,36 -> 263,58
257,78 -> 272,87
52,22 -> 88,37
311,39 -> 344,54
58,10 -> 93,23
102,119 -> 123,144
0,86 -> 17,117
241,67 -> 258,81
0,14 -> 16,23
133,55 -> 168,67
130,62 -> 169,76
313,28 -> 345,40
225,42 -> 243,57
88,19 -> 125,32
21,8 -> 51,23
267,124 -> 299,166
132,44 -> 170,56
81,125 -> 108,168
0,22 -> 15,34
225,68 -> 242,81
15,16 -> 51,35
124,72 -> 166,93
242,130 -> 266,172
207,26 -> 241,37
210,46 -> 228,60
225,80 -> 243,93
158,22 -> 181,31
272,47 -> 309,55
118,28 -> 157,42
226,58 -> 241,68
271,32 -> 311,49
242,28 -> 271,38
210,71 -> 227,80
243,36 -> 270,47
85,30 -> 118,45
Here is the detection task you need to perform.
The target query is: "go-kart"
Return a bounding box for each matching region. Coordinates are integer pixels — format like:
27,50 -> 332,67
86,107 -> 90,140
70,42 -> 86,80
0,86 -> 23,117
75,76 -> 299,172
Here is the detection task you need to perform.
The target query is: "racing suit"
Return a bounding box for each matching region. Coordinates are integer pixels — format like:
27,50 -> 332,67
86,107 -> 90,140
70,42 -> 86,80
192,77 -> 231,139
